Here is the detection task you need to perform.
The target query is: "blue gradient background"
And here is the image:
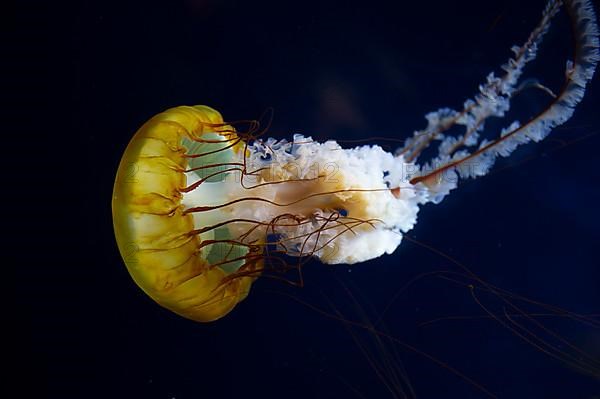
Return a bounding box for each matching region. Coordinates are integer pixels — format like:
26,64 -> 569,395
17,0 -> 600,398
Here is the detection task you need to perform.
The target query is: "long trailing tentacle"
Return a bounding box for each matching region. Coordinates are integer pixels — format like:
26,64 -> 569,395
401,0 -> 599,203
398,0 -> 564,163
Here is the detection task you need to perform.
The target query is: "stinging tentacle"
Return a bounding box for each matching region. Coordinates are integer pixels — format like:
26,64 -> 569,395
408,0 -> 598,203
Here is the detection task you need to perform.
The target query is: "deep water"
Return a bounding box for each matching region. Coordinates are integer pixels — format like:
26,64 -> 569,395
15,0 -> 600,398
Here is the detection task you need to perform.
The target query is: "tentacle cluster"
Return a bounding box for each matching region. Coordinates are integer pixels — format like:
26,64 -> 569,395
400,0 -> 598,203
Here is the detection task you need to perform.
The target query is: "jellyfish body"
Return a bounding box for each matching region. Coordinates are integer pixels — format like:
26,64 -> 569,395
113,0 -> 598,322
113,104 -> 424,321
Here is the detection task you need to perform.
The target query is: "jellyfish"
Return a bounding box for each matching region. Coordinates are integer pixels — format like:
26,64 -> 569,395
112,0 -> 598,322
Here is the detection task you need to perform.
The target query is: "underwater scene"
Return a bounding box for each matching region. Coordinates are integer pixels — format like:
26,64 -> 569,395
24,0 -> 600,398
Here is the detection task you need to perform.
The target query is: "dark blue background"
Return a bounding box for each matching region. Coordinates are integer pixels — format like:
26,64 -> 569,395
15,0 -> 600,398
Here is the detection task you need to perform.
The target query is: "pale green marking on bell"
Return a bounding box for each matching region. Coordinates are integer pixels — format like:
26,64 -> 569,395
183,133 -> 234,183
206,227 -> 249,274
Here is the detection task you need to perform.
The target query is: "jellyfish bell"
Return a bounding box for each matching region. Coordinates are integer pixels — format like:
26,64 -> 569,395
112,106 -> 260,322
112,0 -> 598,322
